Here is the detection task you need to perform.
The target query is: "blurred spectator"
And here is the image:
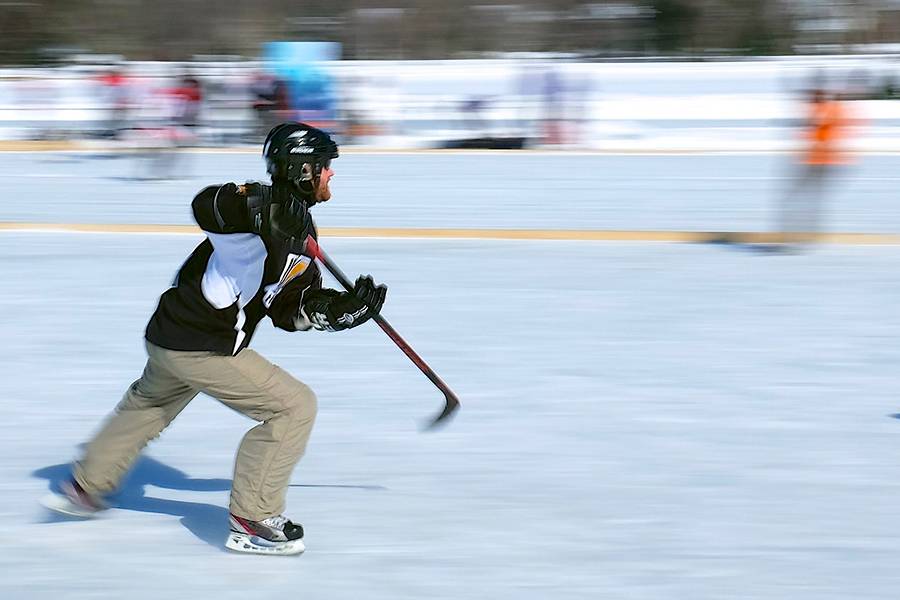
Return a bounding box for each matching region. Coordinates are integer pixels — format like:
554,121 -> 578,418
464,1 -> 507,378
776,85 -> 854,247
251,72 -> 290,138
461,95 -> 490,138
171,75 -> 203,136
541,65 -> 565,145
877,73 -> 898,100
128,75 -> 189,180
96,67 -> 132,140
523,64 -> 591,147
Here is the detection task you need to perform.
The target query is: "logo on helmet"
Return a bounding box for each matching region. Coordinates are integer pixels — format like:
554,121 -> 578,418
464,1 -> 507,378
289,146 -> 316,154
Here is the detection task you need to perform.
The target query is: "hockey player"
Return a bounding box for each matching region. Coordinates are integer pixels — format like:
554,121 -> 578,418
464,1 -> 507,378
43,122 -> 387,555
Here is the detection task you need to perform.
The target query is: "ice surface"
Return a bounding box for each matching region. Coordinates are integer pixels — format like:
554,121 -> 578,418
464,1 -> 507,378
2,152 -> 900,599
1,151 -> 899,232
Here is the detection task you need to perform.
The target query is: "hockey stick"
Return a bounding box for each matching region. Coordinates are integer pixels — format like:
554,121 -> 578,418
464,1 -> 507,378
304,236 -> 460,429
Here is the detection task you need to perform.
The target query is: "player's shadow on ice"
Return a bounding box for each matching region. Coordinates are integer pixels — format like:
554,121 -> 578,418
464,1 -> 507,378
33,458 -> 232,550
33,457 -> 385,552
704,236 -> 807,255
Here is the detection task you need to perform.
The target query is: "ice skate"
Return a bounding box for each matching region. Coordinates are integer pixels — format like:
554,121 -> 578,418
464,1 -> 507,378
40,478 -> 107,518
225,513 -> 306,556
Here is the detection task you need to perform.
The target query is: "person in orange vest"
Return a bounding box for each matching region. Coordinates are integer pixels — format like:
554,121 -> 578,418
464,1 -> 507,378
778,86 -> 853,246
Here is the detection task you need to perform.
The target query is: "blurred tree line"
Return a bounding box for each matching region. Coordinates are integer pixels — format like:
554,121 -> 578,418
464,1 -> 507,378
0,0 -> 898,64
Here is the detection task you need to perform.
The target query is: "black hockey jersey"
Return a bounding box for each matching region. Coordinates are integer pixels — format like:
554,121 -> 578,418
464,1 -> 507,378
145,182 -> 322,355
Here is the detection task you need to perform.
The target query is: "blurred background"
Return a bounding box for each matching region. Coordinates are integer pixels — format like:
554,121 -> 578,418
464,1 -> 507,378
4,3 -> 900,600
0,0 -> 896,151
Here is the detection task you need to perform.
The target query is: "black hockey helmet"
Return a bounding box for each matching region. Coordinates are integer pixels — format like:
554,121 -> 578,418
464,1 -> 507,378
263,122 -> 338,191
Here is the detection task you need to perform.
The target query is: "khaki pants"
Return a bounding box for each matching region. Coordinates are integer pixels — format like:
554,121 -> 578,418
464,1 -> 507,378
74,341 -> 317,521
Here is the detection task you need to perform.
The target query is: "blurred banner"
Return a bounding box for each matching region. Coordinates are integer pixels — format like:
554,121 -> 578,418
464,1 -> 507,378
262,42 -> 340,132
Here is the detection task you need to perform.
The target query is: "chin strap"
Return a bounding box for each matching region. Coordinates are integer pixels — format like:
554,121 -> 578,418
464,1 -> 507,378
272,178 -> 317,205
265,180 -> 311,208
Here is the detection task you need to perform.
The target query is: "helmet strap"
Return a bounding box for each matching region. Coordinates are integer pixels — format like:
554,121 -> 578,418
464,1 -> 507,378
269,161 -> 324,205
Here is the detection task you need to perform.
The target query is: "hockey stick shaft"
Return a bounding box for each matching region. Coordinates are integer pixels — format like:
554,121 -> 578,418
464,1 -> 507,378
304,236 -> 460,429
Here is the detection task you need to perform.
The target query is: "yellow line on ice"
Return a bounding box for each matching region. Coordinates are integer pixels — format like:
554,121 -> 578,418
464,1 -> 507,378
2,222 -> 900,244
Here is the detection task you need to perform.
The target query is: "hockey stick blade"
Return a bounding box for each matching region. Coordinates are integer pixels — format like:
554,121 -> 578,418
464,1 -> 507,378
304,236 -> 460,429
426,390 -> 460,430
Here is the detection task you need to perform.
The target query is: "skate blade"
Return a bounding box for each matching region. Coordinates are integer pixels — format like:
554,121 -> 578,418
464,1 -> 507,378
39,492 -> 103,519
225,532 -> 305,556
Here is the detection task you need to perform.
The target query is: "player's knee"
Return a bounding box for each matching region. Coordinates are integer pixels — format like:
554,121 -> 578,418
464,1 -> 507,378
286,382 -> 317,423
117,379 -> 152,410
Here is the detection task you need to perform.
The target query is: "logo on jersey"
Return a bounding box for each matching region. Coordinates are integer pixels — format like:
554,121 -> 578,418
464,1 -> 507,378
262,252 -> 312,308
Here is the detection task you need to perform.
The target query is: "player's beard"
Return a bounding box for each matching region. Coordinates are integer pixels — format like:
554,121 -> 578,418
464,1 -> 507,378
315,179 -> 332,203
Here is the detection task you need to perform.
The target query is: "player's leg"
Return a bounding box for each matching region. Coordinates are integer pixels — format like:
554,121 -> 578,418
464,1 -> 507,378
73,341 -> 198,497
160,347 -> 315,554
160,347 -> 317,520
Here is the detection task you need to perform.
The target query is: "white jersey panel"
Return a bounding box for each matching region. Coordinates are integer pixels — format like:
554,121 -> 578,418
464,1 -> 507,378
201,233 -> 267,310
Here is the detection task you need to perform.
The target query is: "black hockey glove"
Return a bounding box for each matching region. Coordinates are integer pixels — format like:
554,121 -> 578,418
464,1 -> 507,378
302,275 -> 387,332
244,182 -> 310,241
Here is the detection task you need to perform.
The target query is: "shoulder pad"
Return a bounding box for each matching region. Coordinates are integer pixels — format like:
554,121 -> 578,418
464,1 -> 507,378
239,182 -> 272,212
237,181 -> 270,197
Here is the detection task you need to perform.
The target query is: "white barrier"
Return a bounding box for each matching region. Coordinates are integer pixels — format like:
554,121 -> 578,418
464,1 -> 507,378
0,56 -> 896,150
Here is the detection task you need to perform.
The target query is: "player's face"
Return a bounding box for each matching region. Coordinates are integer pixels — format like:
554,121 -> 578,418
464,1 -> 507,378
316,163 -> 334,202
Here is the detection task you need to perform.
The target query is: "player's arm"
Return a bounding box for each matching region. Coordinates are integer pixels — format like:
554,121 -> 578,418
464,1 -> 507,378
192,183 -> 310,240
268,269 -> 387,333
302,276 -> 387,332
191,183 -> 256,234
268,263 -> 323,332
